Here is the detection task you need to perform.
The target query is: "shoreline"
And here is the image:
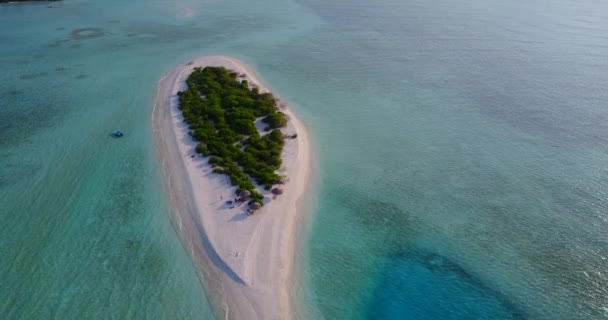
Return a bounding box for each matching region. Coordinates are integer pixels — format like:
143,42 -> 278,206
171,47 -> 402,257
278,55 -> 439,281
152,56 -> 314,319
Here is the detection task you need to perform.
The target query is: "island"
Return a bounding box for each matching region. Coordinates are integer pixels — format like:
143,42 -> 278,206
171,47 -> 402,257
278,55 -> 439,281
153,56 -> 313,320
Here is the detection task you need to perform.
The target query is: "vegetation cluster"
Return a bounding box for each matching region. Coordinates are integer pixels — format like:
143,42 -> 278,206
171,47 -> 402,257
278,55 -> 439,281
178,66 -> 288,204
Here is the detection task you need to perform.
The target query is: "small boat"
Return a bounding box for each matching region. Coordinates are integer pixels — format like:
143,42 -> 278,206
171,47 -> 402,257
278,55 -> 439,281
113,130 -> 124,137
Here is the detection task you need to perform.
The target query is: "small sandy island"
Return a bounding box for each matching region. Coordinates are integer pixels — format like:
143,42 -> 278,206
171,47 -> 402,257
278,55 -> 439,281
152,56 -> 313,319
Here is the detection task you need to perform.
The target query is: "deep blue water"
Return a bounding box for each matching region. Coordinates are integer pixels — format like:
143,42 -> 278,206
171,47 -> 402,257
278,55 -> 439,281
367,251 -> 524,320
2,0 -> 608,319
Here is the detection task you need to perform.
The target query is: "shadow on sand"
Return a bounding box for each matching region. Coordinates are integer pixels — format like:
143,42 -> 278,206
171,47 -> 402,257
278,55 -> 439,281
229,212 -> 248,222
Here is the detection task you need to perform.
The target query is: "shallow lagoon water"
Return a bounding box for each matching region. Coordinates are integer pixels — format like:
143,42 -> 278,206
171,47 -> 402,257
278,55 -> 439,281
2,0 -> 608,319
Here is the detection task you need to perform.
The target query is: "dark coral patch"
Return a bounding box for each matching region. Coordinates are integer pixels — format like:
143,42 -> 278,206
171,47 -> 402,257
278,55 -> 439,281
20,72 -> 48,80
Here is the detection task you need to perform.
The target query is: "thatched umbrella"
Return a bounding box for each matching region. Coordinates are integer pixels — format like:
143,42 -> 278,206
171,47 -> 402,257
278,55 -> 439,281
249,202 -> 262,211
271,188 -> 283,195
239,190 -> 251,199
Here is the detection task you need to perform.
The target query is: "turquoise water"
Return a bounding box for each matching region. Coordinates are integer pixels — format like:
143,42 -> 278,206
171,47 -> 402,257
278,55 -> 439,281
2,0 -> 608,319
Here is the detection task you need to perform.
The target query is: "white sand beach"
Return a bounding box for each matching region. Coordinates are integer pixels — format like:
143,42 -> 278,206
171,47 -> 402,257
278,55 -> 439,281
152,56 -> 313,320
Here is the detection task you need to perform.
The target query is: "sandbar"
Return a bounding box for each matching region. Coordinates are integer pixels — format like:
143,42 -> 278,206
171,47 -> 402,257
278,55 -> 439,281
152,56 -> 314,319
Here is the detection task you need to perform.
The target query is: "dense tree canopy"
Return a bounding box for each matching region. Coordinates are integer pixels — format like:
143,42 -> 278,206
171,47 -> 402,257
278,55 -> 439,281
178,66 -> 287,205
263,111 -> 288,131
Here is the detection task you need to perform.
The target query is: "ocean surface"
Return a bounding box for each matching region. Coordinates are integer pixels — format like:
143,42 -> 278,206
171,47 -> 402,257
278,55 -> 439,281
2,0 -> 608,319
